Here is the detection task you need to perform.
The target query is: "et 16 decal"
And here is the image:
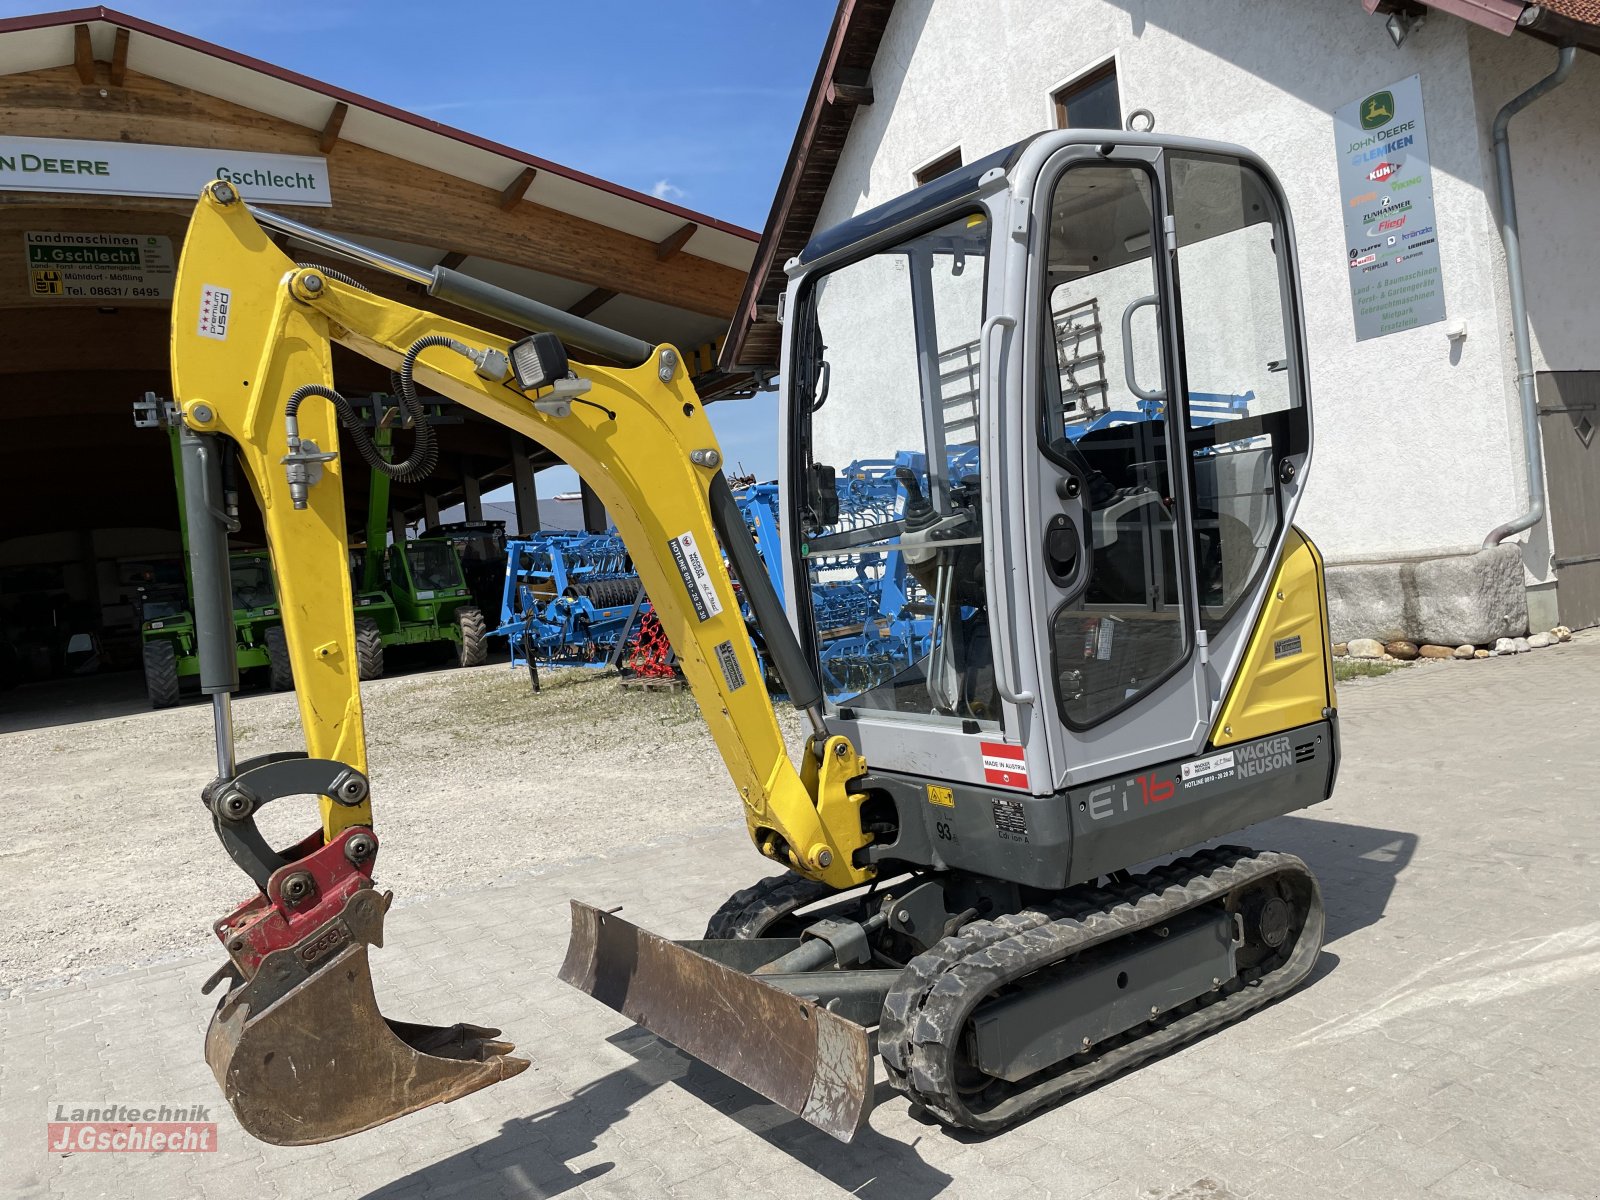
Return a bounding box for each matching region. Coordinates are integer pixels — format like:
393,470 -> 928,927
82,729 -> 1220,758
1085,772 -> 1175,822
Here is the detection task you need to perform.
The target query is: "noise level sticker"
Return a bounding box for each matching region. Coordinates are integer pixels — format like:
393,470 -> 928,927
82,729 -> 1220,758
667,530 -> 722,621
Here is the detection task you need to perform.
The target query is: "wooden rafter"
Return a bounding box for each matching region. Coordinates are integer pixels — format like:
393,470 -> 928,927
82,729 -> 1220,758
498,166 -> 537,211
568,287 -> 616,318
655,221 -> 697,261
73,24 -> 94,84
318,101 -> 348,154
109,28 -> 129,87
826,67 -> 874,107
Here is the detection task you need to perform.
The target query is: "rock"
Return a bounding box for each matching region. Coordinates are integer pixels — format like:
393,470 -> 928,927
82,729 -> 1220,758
1527,632 -> 1555,648
1555,626 -> 1573,643
1332,642 -> 1348,657
1326,545 -> 1528,646
1513,637 -> 1531,654
1417,645 -> 1456,659
1495,637 -> 1518,655
1346,638 -> 1385,660
1474,649 -> 1492,659
1384,640 -> 1420,661
1454,645 -> 1475,659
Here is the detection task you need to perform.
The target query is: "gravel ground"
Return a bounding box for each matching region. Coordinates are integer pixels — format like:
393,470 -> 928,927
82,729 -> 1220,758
0,664 -> 803,995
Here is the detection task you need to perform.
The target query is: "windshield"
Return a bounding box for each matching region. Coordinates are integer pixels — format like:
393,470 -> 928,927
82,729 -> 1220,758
230,557 -> 276,611
406,540 -> 463,592
795,210 -> 996,725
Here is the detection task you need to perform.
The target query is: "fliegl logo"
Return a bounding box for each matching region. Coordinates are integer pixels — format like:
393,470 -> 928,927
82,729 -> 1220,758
1361,90 -> 1396,131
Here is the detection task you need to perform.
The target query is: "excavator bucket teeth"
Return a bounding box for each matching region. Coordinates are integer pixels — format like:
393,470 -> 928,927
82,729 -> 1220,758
558,900 -> 873,1142
205,939 -> 529,1146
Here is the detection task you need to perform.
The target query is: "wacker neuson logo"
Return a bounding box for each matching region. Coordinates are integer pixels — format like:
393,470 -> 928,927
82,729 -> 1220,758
47,1102 -> 217,1153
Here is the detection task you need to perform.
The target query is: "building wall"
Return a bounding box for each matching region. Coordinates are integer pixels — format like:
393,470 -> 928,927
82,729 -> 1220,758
813,0 -> 1597,576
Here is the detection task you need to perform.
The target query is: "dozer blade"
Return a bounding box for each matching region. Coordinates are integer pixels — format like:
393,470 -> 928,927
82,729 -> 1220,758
558,900 -> 873,1142
205,889 -> 528,1146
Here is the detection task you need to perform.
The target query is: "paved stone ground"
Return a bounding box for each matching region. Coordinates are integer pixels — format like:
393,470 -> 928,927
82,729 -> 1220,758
6,642 -> 1600,1200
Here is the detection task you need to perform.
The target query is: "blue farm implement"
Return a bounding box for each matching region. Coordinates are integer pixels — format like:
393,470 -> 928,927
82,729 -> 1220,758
492,532 -> 647,669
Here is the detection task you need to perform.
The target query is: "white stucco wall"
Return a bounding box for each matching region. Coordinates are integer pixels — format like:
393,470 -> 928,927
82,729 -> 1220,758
812,0 -> 1597,574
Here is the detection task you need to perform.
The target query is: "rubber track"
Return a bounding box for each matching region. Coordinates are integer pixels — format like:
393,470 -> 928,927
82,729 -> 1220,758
880,846 -> 1324,1133
703,872 -> 838,940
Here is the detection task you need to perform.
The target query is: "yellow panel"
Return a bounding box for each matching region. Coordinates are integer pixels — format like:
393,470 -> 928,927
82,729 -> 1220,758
1210,527 -> 1337,747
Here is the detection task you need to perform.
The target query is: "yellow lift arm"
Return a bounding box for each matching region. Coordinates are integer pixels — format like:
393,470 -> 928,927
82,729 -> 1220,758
173,183 -> 871,888
172,183 -> 873,1145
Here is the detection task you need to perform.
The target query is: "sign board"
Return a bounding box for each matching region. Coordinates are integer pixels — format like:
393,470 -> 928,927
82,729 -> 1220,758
25,231 -> 174,301
1333,75 -> 1445,340
0,136 -> 331,206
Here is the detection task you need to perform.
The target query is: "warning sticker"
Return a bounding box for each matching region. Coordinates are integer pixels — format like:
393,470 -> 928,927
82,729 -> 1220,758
712,639 -> 746,692
197,284 -> 231,340
926,784 -> 954,808
980,741 -> 1029,791
667,531 -> 722,621
24,231 -> 173,301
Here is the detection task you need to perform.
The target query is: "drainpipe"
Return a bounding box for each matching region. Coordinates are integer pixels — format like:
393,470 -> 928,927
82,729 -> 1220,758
1484,43 -> 1578,548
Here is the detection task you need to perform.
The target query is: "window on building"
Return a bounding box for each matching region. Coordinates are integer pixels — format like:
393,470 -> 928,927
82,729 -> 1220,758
914,148 -> 962,187
1053,62 -> 1120,130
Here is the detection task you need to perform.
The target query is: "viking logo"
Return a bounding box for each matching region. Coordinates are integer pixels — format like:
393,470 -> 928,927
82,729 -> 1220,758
1361,90 -> 1395,131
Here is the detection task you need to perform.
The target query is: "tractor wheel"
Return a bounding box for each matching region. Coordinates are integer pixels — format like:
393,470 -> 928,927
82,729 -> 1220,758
142,639 -> 181,709
266,625 -> 294,691
355,617 -> 385,681
455,606 -> 488,668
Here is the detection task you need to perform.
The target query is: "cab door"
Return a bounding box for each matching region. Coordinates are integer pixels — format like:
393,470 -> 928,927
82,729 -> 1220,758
1018,141 -> 1311,789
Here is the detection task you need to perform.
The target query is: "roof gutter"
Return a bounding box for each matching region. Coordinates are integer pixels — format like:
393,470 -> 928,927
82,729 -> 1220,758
1483,43 -> 1578,548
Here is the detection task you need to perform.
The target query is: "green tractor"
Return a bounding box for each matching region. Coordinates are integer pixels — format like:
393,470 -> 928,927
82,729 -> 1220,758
345,409 -> 489,679
139,551 -> 292,708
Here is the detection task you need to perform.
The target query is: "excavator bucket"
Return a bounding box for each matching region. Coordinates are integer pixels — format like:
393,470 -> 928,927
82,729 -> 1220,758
204,886 -> 529,1146
558,901 -> 874,1142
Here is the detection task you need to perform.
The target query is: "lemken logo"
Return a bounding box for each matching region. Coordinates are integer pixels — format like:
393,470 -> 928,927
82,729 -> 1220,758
1361,90 -> 1395,131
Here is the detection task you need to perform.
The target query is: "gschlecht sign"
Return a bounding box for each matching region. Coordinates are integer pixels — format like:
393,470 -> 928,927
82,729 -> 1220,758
0,136 -> 331,206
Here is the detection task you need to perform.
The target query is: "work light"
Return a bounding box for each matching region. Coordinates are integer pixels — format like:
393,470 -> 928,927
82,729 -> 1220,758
508,332 -> 569,391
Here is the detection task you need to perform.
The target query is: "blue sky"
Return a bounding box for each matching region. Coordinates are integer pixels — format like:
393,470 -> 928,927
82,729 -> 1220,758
6,0 -> 836,493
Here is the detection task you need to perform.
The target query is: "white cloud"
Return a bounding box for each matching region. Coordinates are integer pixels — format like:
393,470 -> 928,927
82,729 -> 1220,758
650,179 -> 688,201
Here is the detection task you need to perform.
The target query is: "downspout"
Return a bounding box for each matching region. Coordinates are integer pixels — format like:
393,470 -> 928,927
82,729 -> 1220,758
1484,43 -> 1578,547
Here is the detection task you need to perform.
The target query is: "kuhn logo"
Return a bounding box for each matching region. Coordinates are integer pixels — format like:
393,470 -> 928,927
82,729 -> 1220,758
1367,161 -> 1400,183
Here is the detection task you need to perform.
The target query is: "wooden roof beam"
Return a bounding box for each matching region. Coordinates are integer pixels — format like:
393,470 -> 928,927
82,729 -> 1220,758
655,221 -> 697,261
73,24 -> 94,84
826,67 -> 874,108
567,287 -> 616,319
318,101 -> 348,154
109,27 -> 129,87
498,166 -> 537,211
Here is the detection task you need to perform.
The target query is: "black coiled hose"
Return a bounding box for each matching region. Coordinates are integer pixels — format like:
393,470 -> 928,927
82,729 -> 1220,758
281,262 -> 457,484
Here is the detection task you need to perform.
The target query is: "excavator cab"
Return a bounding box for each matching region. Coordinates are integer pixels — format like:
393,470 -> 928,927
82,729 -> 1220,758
171,128 -> 1333,1149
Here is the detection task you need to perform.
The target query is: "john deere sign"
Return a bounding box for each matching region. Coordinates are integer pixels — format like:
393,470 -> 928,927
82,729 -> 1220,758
0,136 -> 331,206
1333,75 -> 1444,341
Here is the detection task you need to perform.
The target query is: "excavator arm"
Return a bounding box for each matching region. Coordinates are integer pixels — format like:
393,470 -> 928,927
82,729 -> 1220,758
174,183 -> 875,1144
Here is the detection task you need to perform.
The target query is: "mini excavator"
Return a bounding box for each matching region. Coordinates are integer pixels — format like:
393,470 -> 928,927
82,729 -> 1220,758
172,129 -> 1337,1146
